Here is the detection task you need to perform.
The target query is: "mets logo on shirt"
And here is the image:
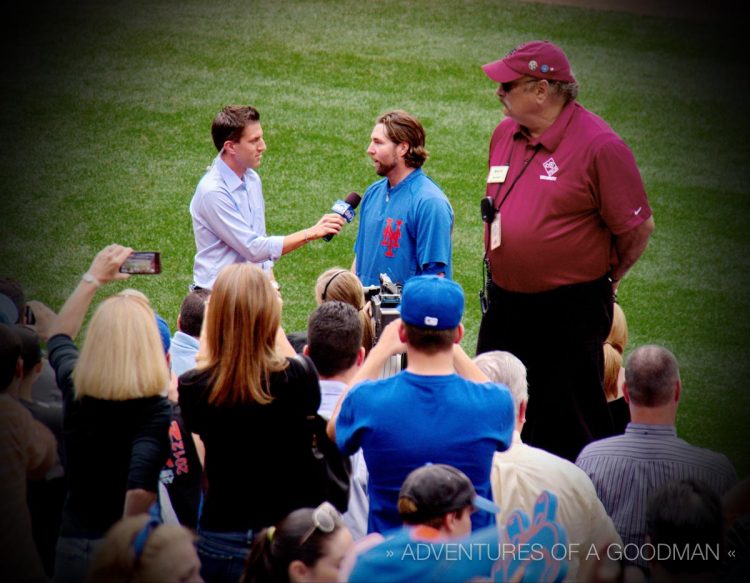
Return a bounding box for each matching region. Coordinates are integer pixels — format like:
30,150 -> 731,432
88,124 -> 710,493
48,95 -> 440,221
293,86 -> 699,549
540,157 -> 559,181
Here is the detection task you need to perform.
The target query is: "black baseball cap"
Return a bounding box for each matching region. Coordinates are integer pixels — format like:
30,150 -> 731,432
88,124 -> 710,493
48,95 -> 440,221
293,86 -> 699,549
398,463 -> 499,524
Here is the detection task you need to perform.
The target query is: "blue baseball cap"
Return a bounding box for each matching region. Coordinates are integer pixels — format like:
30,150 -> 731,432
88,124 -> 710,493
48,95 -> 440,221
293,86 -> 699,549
398,276 -> 464,330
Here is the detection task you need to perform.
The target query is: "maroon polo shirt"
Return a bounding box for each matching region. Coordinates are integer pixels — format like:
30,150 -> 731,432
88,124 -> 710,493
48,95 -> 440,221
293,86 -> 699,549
484,101 -> 651,293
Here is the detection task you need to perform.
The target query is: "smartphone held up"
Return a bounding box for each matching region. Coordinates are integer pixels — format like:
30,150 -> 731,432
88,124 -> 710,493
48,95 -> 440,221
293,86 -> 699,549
119,252 -> 162,275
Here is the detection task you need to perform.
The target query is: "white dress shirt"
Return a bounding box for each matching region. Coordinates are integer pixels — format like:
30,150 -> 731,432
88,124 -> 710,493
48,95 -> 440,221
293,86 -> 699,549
190,156 -> 284,288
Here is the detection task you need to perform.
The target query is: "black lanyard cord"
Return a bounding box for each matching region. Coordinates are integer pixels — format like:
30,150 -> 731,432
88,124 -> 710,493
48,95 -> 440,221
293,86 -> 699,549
483,143 -> 541,258
492,143 -> 541,213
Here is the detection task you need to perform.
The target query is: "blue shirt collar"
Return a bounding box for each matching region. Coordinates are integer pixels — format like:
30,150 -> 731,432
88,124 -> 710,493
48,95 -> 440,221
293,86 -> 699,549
388,167 -> 424,194
215,156 -> 257,193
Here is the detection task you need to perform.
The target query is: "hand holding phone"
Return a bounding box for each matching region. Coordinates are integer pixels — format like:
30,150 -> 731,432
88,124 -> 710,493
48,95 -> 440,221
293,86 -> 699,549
119,252 -> 162,275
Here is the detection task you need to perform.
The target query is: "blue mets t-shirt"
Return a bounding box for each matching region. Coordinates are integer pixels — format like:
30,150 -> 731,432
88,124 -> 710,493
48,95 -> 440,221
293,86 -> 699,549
336,371 -> 514,534
354,168 -> 453,287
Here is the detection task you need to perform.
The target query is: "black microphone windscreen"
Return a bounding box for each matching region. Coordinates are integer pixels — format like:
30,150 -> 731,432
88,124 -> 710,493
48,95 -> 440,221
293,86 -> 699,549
345,192 -> 362,209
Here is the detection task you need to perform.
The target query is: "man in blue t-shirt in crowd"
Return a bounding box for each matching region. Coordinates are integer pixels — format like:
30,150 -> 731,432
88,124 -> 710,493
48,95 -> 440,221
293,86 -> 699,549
327,276 -> 515,534
353,110 -> 454,287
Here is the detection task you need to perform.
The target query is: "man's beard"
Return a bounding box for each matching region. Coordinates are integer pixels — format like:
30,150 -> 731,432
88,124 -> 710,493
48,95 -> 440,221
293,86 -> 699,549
374,157 -> 396,177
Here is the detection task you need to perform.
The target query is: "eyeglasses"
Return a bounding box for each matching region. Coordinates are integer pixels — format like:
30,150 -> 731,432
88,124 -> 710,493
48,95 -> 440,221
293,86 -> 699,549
298,502 -> 342,548
500,78 -> 539,93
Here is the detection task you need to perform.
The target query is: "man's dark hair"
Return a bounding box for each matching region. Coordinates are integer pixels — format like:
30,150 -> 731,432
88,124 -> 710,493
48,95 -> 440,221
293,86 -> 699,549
0,278 -> 25,324
307,301 -> 362,378
646,479 -> 723,575
403,323 -> 455,355
15,325 -> 41,375
624,345 -> 680,407
211,105 -> 261,152
178,289 -> 210,338
0,323 -> 22,390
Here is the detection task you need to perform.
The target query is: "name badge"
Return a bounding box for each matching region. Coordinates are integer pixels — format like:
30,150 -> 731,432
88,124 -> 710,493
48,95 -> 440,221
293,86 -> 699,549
487,165 -> 509,184
490,213 -> 501,250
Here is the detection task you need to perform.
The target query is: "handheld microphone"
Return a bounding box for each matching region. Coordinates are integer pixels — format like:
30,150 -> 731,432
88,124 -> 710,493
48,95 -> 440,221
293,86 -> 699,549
323,192 -> 362,241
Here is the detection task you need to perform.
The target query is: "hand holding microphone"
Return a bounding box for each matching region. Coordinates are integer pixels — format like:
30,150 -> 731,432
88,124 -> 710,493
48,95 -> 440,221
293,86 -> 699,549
323,192 -> 362,242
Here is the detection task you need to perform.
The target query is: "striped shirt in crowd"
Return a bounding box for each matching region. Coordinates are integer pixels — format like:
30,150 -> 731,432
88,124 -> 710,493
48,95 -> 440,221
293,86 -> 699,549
575,423 -> 737,570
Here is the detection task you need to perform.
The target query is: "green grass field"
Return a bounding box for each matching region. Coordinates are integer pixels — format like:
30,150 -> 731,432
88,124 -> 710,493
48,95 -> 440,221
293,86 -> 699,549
2,0 -> 748,474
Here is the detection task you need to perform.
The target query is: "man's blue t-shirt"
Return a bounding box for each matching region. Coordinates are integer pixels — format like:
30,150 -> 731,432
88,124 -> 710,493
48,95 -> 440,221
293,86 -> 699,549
336,371 -> 515,534
354,168 -> 453,287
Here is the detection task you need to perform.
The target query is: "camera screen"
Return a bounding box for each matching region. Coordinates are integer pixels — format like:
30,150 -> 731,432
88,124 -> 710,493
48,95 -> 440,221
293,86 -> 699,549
120,252 -> 160,274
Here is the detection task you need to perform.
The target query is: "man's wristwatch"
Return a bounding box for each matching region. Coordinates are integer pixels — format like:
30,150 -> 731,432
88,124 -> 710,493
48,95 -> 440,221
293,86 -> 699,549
81,272 -> 101,287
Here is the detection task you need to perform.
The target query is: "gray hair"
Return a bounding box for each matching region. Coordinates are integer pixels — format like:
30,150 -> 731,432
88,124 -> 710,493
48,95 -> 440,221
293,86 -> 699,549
548,80 -> 579,102
624,345 -> 680,407
473,351 -> 528,417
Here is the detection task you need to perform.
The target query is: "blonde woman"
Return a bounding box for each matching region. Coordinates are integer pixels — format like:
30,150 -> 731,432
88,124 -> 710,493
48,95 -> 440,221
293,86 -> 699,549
87,513 -> 202,583
47,245 -> 172,583
315,268 -> 375,355
603,302 -> 630,434
178,263 -> 323,583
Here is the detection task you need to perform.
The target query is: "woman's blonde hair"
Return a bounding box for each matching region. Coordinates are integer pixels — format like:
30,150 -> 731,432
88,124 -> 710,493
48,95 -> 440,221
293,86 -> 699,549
73,294 -> 168,400
198,263 -> 287,406
87,514 -> 195,583
603,303 -> 628,400
315,268 -> 375,354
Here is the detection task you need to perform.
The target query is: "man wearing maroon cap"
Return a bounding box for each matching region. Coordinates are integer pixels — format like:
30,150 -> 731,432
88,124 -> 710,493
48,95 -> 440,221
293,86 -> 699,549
476,40 -> 654,462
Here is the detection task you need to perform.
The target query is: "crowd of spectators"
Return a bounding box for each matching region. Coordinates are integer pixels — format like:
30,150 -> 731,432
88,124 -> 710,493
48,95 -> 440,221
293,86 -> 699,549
0,246 -> 746,583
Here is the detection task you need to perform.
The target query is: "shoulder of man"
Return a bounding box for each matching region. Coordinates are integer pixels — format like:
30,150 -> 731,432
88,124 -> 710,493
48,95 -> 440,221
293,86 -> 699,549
362,177 -> 388,199
575,433 -> 626,462
682,440 -> 738,478
409,171 -> 449,199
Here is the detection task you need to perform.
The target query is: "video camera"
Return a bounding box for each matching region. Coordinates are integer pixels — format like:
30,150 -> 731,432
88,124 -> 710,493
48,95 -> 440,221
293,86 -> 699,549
363,273 -> 402,345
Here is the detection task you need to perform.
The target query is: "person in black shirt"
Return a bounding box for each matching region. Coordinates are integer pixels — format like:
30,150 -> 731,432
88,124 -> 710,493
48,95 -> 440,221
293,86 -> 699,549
179,263 -> 322,583
46,244 -> 172,583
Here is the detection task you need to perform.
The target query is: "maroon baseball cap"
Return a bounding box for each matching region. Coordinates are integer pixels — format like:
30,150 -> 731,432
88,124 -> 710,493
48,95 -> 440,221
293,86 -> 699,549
482,40 -> 575,84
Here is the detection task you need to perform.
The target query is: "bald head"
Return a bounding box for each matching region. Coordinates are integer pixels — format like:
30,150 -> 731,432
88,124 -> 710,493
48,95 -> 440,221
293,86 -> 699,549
624,345 -> 680,407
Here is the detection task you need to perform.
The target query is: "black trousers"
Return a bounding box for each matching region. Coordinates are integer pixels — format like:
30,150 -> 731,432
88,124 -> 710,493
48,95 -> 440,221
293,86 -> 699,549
477,276 -> 614,462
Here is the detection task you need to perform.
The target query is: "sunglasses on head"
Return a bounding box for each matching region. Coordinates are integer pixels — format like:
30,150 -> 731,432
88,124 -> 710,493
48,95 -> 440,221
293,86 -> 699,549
298,502 -> 342,548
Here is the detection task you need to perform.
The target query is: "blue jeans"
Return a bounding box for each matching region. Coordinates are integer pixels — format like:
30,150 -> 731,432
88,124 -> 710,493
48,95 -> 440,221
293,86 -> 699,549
53,536 -> 104,583
197,529 -> 254,583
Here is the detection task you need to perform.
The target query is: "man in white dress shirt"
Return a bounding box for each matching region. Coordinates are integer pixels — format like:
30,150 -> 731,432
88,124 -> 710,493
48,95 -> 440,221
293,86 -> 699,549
190,105 -> 345,289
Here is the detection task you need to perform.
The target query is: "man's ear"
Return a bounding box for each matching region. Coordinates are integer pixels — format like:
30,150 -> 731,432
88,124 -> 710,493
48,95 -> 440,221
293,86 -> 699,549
356,346 -> 366,367
396,141 -> 409,158
453,323 -> 464,345
534,79 -> 551,103
442,511 -> 461,535
302,344 -> 310,356
398,322 -> 408,343
288,559 -> 310,582
518,399 -> 528,425
622,383 -> 630,404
